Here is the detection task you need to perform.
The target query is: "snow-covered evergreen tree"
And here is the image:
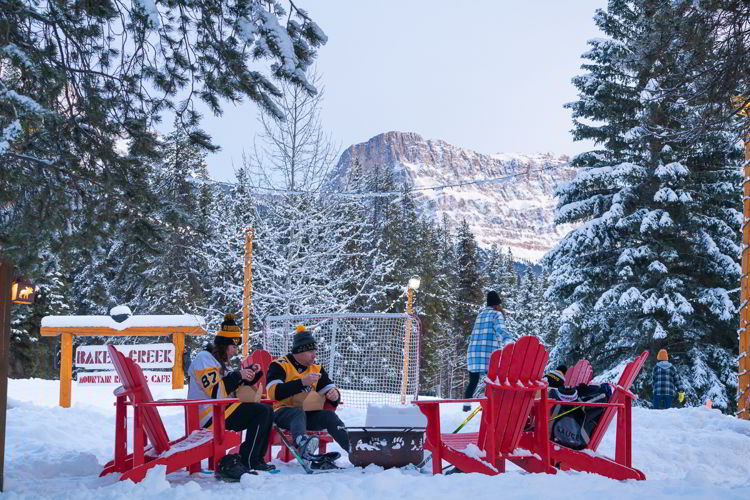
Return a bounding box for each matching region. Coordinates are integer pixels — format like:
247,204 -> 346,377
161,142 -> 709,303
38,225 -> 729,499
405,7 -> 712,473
545,0 -> 742,409
1,0 -> 326,270
242,68 -> 395,328
328,158 -> 397,312
410,216 -> 455,396
143,121 -> 212,315
448,219 -> 485,397
511,267 -> 541,339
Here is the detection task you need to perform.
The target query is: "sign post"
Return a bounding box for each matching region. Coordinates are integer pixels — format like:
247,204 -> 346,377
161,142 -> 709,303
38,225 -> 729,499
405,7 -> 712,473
0,261 -> 12,492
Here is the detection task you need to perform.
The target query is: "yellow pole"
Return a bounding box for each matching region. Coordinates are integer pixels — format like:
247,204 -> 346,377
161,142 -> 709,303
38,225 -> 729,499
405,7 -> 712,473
60,332 -> 72,408
740,132 -> 750,419
171,332 -> 185,389
243,228 -> 254,360
400,288 -> 413,405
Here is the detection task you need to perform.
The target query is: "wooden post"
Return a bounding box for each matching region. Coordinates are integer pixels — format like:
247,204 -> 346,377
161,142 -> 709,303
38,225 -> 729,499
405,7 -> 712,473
60,332 -> 72,408
243,228 -> 254,360
0,260 -> 13,492
400,288 -> 414,405
740,133 -> 750,419
172,332 -> 185,389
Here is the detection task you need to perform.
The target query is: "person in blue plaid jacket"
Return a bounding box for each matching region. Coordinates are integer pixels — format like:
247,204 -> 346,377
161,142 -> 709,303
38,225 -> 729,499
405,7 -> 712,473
463,290 -> 510,410
652,349 -> 684,409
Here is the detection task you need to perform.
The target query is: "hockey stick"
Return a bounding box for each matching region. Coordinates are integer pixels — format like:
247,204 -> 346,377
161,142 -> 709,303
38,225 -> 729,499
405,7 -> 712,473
413,404 -> 482,471
273,424 -> 316,474
453,405 -> 482,433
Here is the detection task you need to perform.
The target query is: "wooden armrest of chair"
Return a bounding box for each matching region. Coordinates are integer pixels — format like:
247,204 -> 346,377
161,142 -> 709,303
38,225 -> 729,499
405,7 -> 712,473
134,398 -> 239,407
413,398 -> 484,407
613,385 -> 638,400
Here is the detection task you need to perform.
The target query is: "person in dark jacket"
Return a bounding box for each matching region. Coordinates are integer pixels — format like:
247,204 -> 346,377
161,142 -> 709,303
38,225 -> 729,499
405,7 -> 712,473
267,325 -> 348,469
652,349 -> 684,409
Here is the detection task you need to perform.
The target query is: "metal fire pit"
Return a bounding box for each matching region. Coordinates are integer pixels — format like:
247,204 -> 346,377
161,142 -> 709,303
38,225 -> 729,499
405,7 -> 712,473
347,427 -> 424,468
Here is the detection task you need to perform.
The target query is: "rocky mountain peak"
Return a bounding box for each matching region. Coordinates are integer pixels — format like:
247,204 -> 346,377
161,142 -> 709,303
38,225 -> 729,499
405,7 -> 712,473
329,131 -> 577,262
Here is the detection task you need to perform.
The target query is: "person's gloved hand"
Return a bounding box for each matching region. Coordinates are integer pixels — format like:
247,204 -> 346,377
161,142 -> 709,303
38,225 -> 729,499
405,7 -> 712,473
678,392 -> 684,403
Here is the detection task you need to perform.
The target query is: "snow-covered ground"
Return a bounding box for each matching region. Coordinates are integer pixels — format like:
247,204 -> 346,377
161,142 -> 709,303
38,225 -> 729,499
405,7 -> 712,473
3,378 -> 750,499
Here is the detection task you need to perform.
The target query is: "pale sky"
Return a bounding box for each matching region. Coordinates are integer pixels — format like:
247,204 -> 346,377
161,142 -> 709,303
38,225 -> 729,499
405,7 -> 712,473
195,1 -> 608,182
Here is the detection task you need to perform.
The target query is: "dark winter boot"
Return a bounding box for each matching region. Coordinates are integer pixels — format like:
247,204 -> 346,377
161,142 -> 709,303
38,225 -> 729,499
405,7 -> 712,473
216,453 -> 256,482
249,460 -> 277,472
310,457 -> 342,471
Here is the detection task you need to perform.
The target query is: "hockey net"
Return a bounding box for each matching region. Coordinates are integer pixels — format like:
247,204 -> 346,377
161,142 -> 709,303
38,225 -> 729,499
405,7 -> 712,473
261,313 -> 421,409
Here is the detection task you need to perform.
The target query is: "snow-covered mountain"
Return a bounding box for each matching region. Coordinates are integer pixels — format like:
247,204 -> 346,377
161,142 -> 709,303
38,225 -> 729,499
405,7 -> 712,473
328,131 -> 578,261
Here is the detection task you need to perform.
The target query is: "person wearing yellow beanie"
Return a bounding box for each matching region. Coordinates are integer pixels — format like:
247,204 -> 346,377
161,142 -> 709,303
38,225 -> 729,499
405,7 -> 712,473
652,348 -> 684,409
187,313 -> 276,477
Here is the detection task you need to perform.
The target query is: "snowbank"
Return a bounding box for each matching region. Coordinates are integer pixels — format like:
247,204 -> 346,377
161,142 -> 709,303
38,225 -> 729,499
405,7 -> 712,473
3,379 -> 750,499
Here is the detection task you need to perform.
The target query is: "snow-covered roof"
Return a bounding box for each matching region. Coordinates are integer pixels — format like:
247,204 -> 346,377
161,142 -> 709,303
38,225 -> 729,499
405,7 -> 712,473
41,315 -> 207,331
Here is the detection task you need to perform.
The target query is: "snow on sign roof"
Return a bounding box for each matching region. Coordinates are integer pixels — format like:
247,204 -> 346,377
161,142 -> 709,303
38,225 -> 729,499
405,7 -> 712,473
40,314 -> 207,331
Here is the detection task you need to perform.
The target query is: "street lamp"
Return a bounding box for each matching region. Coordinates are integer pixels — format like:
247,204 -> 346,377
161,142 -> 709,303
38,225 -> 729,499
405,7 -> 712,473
401,276 -> 420,404
408,276 -> 421,291
406,276 -> 420,314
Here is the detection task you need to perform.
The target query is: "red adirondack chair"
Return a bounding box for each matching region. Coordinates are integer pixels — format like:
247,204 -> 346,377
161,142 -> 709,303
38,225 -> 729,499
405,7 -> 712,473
520,350 -> 649,481
414,336 -> 557,475
565,359 -> 593,387
100,345 -> 242,483
251,349 -> 334,463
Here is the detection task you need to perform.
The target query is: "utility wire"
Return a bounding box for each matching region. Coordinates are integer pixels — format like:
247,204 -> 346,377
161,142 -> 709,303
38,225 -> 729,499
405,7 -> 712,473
212,164 -> 566,199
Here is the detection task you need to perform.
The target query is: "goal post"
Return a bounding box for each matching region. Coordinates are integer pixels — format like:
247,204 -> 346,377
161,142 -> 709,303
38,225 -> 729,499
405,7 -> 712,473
261,313 -> 421,409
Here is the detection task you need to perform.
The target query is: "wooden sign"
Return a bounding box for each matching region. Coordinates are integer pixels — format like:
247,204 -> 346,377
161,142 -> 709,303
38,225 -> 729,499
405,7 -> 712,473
75,343 -> 176,369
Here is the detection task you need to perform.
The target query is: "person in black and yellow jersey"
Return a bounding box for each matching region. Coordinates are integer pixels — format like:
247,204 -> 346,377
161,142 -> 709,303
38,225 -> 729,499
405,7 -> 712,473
187,313 -> 275,477
267,325 -> 349,468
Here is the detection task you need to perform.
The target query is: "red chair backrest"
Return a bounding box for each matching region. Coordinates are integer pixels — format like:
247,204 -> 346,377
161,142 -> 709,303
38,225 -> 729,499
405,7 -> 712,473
484,336 -> 548,454
587,350 -> 649,451
565,360 -> 593,387
250,349 -> 273,389
107,344 -> 171,454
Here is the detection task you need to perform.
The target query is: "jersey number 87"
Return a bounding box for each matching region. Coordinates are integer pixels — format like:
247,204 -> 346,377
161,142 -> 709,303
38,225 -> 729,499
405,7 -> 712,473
200,371 -> 217,388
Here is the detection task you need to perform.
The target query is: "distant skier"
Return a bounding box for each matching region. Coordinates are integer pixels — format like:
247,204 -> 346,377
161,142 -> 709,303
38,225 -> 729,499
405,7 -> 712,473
652,349 -> 684,409
463,290 -> 511,411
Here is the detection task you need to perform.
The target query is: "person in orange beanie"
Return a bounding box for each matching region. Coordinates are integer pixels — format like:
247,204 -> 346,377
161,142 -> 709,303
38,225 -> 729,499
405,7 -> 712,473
652,349 -> 684,409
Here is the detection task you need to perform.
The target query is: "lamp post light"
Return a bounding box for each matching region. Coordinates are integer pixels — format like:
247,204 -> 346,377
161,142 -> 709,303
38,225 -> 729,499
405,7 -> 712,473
10,277 -> 36,305
401,276 -> 420,404
407,276 -> 421,313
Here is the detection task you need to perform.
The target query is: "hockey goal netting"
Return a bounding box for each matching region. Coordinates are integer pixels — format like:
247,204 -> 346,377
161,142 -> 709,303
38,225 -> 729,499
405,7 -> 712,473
261,313 -> 421,409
